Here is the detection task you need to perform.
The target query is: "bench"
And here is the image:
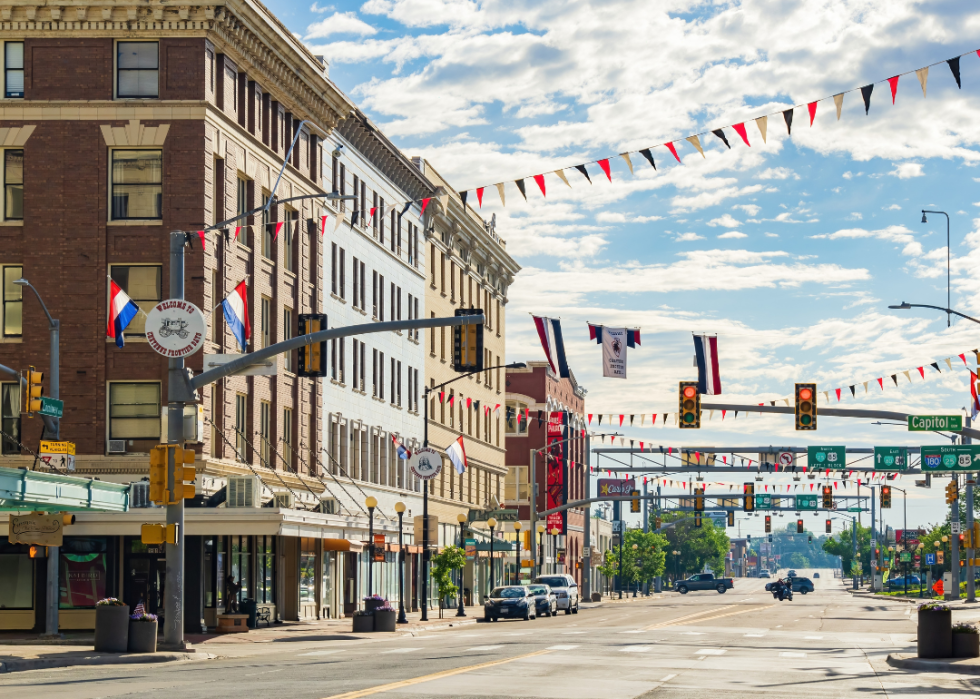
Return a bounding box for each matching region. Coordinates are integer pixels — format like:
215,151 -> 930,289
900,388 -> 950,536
255,605 -> 272,627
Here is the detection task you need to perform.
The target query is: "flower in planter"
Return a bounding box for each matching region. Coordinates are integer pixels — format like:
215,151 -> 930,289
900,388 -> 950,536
130,613 -> 158,622
363,594 -> 386,602
96,597 -> 127,607
918,602 -> 951,612
953,623 -> 979,635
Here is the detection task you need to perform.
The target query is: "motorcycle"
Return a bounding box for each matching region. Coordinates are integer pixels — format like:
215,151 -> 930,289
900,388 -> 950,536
771,582 -> 794,602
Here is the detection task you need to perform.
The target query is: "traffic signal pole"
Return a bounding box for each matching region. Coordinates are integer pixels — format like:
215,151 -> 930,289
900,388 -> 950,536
950,475 -> 961,601
965,417 -> 975,604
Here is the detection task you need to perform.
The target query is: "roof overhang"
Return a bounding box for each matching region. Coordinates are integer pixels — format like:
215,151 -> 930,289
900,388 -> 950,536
0,466 -> 130,513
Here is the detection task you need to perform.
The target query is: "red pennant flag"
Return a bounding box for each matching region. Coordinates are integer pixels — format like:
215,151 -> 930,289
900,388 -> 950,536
668,446 -> 673,455
807,101 -> 818,126
722,410 -> 727,420
640,441 -> 644,451
320,215 -> 327,236
888,75 -> 899,104
764,485 -> 768,492
834,481 -> 838,489
917,366 -> 925,379
877,377 -> 883,390
476,187 -> 484,208
588,414 -> 593,424
197,230 -> 206,250
597,158 -> 612,182
683,481 -> 686,489
369,206 -> 377,219
960,353 -> 968,365
810,483 -> 814,491
420,198 -> 431,216
533,174 -> 546,197
466,397 -> 472,408
524,408 -> 529,423
665,142 -> 681,163
722,456 -> 727,464
439,391 -> 444,403
643,476 -> 647,484
970,370 -> 980,415
835,388 -> 841,401
274,221 -> 283,240
651,414 -> 657,425
619,415 -> 624,426
234,226 -> 242,240
732,122 -> 750,146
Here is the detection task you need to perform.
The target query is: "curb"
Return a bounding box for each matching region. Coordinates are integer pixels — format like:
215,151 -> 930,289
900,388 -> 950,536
0,650 -> 214,674
398,618 -> 478,634
0,639 -> 94,646
887,653 -> 980,675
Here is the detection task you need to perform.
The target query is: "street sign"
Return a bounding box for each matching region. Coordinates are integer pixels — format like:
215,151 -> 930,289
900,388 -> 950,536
145,300 -> 207,358
873,447 -> 909,471
582,545 -> 591,559
908,415 -> 963,432
203,353 -> 278,377
796,495 -> 818,510
807,446 -> 846,469
408,448 -> 443,480
925,553 -> 936,565
754,494 -> 773,509
612,520 -> 624,533
39,440 -> 75,471
952,522 -> 962,534
38,396 -> 63,418
920,445 -> 980,471
847,506 -> 863,512
900,551 -> 911,562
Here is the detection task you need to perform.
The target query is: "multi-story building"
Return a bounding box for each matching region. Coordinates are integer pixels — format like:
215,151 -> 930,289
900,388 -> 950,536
419,160 -> 520,604
505,362 -> 588,587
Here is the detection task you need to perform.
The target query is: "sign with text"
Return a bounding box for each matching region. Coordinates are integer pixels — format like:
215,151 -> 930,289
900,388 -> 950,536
8,513 -> 64,546
39,440 -> 76,472
546,411 -> 568,534
795,495 -> 818,510
597,478 -> 635,496
908,415 -> 962,432
755,494 -> 773,509
925,553 -> 936,565
807,446 -> 846,469
38,397 -> 63,418
873,447 -> 909,471
920,445 -> 980,471
145,300 -> 206,358
409,448 -> 443,481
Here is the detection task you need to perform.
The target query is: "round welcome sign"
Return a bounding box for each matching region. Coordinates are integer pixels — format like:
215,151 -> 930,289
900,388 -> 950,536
409,448 -> 443,481
145,300 -> 207,358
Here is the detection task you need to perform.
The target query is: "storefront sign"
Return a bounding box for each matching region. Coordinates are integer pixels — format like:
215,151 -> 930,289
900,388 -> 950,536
145,299 -> 207,358
468,508 -> 519,522
546,411 -> 568,534
597,478 -> 635,496
372,534 -> 386,562
465,538 -> 476,560
409,448 -> 443,480
9,512 -> 64,546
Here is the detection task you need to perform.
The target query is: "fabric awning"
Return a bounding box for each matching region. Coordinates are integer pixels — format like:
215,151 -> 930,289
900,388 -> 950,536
323,538 -> 364,552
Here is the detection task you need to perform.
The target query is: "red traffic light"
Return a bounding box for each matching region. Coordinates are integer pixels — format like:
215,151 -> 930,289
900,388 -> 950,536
683,386 -> 696,398
799,387 -> 812,401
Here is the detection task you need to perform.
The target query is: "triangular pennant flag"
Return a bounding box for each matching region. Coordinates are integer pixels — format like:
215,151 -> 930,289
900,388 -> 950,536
641,415 -> 646,426
598,415 -> 603,425
860,84 -> 874,114
835,388 -> 841,401
917,366 -> 925,379
685,135 -> 705,158
495,183 -> 506,206
588,414 -> 593,424
234,226 -> 242,240
945,357 -> 952,370
930,362 -> 940,373
960,353 -> 968,365
574,164 -> 592,184
731,123 -> 750,147
822,391 -> 829,402
639,149 -> 656,169
629,415 -> 634,426
754,115 -> 768,143
420,198 -> 431,215
849,385 -> 855,397
197,230 -> 206,250
619,153 -> 633,174
863,381 -> 868,393
662,414 -> 667,426
722,409 -> 727,420
320,216 -> 327,237
334,214 -> 344,233
709,410 -> 714,420
460,191 -> 468,209
665,142 -> 682,163
903,370 -> 911,383
554,169 -> 571,188
948,56 -> 962,89
891,374 -> 898,386
597,158 -> 612,181
887,75 -> 899,104
273,221 -> 283,240
369,206 -> 377,220
834,93 -> 844,120
916,67 -> 929,97
712,129 -> 731,149
476,187 -> 484,208
651,414 -> 657,425
533,174 -> 546,197
783,108 -> 794,135
807,101 -> 818,126
618,415 -> 624,427
877,378 -> 883,390
514,179 -> 527,201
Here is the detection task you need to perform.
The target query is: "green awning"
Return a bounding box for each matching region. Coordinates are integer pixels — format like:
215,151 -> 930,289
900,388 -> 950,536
0,466 -> 130,512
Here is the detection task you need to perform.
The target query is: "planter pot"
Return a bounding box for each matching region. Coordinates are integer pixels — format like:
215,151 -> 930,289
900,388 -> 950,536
128,620 -> 158,653
352,614 -> 374,633
94,605 -> 131,653
374,610 -> 397,632
591,593 -> 601,602
364,599 -> 385,613
953,633 -> 980,658
917,610 -> 952,658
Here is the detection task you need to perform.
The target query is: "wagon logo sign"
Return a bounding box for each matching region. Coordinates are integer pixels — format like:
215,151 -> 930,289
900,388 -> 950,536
409,448 -> 443,481
145,300 -> 206,358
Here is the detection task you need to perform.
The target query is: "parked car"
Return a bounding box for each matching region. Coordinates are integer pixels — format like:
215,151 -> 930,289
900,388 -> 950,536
885,575 -> 921,590
532,574 -> 579,614
787,570 -> 798,577
484,586 -> 536,622
528,584 -> 557,617
786,576 -> 815,594
813,572 -> 820,578
674,573 -> 734,594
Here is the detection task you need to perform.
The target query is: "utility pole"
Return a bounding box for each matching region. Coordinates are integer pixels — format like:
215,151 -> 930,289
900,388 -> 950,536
966,415 -> 976,603
852,516 -> 858,590
950,473 -> 962,601
582,432 -> 591,603
870,485 -> 877,591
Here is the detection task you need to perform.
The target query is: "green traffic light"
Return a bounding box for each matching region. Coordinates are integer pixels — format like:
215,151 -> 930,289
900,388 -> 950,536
684,412 -> 695,423
800,414 -> 811,425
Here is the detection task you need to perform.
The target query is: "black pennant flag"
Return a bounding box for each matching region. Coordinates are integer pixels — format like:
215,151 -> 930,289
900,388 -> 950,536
400,201 -> 412,216
770,401 -> 776,406
630,415 -> 634,426
349,210 -> 360,229
849,385 -> 856,397
515,179 -> 527,201
537,410 -> 544,427
931,362 -> 941,373
948,56 -> 962,89
712,128 -> 731,149
861,84 -> 874,114
783,108 -> 794,135
891,373 -> 898,386
598,415 -> 603,425
460,191 -> 468,209
574,164 -> 592,184
639,148 -> 656,170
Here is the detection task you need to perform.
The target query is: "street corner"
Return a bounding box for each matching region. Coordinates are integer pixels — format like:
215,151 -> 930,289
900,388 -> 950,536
0,648 -> 215,674
887,653 -> 980,675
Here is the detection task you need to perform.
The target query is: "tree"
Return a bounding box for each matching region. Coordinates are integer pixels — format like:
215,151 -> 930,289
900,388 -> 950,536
430,545 -> 465,618
659,513 -> 730,578
597,549 -> 618,595
624,529 -> 668,586
822,522 -> 873,576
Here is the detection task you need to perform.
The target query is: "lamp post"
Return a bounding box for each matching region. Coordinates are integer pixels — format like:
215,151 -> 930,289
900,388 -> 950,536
924,209 -> 951,327
487,518 -> 497,595
672,550 -> 680,585
365,496 -> 377,604
631,543 -> 638,597
395,502 -> 408,624
14,277 -> 60,638
918,543 -> 925,598
513,522 -> 523,585
537,524 -> 545,576
456,513 -> 467,617
551,527 -> 560,575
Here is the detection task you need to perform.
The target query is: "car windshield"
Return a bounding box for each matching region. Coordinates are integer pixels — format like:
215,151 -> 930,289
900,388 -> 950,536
491,587 -> 524,598
528,585 -> 548,595
535,577 -> 567,588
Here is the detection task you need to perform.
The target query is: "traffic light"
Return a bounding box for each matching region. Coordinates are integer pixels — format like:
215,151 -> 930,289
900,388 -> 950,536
768,534 -> 773,543
453,308 -> 484,372
297,313 -> 327,378
25,366 -> 43,415
694,487 -> 705,511
765,515 -> 771,533
743,483 -> 755,512
727,511 -> 735,527
695,512 -> 702,528
808,534 -> 812,544
822,485 -> 832,509
825,519 -> 832,534
141,523 -> 179,545
794,382 -> 817,431
149,445 -> 168,504
678,381 -> 701,429
28,545 -> 46,559
148,444 -> 197,505
946,479 -> 959,504
797,519 -> 804,534
630,489 -> 641,514
881,486 -> 891,509
654,516 -> 662,530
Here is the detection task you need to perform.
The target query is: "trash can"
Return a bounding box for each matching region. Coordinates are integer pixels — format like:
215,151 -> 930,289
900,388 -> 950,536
241,598 -> 258,629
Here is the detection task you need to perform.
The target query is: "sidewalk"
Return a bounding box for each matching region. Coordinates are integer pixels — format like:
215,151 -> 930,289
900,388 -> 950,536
887,653 -> 980,675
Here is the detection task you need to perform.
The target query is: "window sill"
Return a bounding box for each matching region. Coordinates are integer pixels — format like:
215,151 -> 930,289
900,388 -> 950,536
354,307 -> 367,316
329,379 -> 345,387
329,293 -> 347,304
106,336 -> 148,344
284,269 -> 298,280
0,220 -> 23,226
0,335 -> 22,343
107,219 -> 163,226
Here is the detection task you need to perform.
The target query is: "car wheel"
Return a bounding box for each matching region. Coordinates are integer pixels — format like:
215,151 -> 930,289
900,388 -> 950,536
492,616 -> 498,622
523,610 -> 530,621
800,589 -> 808,595
717,585 -> 726,594
565,607 -> 572,614
572,604 -> 579,614
484,614 -> 491,622
678,586 -> 688,594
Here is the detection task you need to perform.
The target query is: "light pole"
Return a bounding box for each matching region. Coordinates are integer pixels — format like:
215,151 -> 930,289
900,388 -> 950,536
918,543 -> 925,598
631,543 -> 638,597
924,209 -> 951,327
456,513 -> 467,617
672,550 -> 680,585
487,517 -> 497,595
395,502 -> 408,624
14,277 -> 60,638
536,524 -> 545,577
551,527 -> 560,575
513,521 -> 523,585
366,496 -> 377,605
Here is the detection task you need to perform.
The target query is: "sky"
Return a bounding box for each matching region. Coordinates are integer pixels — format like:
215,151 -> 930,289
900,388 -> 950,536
264,0 -> 980,539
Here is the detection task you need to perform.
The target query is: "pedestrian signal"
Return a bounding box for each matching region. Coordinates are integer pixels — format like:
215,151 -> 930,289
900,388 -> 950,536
822,485 -> 832,509
678,382 -> 700,429
795,382 -> 817,431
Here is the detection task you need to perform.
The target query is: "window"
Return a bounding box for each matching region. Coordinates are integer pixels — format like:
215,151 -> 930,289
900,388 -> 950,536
411,224 -> 419,268
359,341 -> 365,390
505,400 -> 528,435
107,265 -> 160,339
352,175 -> 360,221
0,539 -> 32,609
260,401 -> 271,466
358,260 -> 365,310
353,257 -> 361,309
396,360 -> 402,407
1,382 -> 20,454
391,210 -> 397,252
4,42 -> 23,98
283,407 -> 294,470
505,466 -> 528,502
59,537 -> 114,609
338,162 -> 346,211
116,42 -> 158,98
379,196 -> 385,244
352,339 -> 361,391
330,338 -> 338,380
339,247 -> 347,300
236,176 -> 249,247
260,296 -> 271,348
372,191 -> 378,235
256,536 -> 276,604
230,535 -> 251,603
372,348 -> 378,398
360,180 -> 366,226
111,150 -> 162,220
413,297 -> 419,341
235,393 -> 247,460
390,357 -> 395,405
413,368 -> 419,412
283,307 -> 293,372
109,382 -> 161,439
3,149 -> 22,221
2,265 -> 22,337
378,274 -> 385,320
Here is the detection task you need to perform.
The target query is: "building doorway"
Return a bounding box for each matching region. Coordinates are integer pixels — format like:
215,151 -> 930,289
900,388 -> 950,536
123,538 -> 166,614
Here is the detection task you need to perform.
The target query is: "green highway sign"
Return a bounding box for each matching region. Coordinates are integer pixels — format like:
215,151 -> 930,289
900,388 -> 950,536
873,447 -> 909,471
38,397 -> 63,418
796,495 -> 818,510
920,445 -> 980,471
755,494 -> 773,509
900,551 -> 912,562
908,415 -> 962,432
807,446 -> 846,469
847,507 -> 863,512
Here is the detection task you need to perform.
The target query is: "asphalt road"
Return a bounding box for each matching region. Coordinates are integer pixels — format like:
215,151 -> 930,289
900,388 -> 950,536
4,569 -> 979,698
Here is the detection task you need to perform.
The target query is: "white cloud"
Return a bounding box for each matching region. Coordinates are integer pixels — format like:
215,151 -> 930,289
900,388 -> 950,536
764,232 -> 779,237
733,204 -> 761,216
707,213 -> 742,228
757,167 -> 799,180
674,232 -> 704,241
890,162 -> 924,179
846,212 -> 863,220
812,224 -> 923,257
305,11 -> 378,39
884,204 -> 902,210
595,212 -> 664,223
719,231 -> 748,239
309,2 -> 333,12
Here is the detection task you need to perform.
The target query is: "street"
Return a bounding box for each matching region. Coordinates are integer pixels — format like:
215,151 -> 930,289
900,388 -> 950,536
3,569 -> 975,698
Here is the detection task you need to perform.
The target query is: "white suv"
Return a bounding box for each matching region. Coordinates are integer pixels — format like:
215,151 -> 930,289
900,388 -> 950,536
532,574 -> 579,614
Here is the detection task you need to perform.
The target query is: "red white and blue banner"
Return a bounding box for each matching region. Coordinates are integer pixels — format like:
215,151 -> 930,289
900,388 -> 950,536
532,316 -> 570,378
107,279 -> 140,348
221,280 -> 250,352
589,324 -> 640,379
694,334 -> 722,395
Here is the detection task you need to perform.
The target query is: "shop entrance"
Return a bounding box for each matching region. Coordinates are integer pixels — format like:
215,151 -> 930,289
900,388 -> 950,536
343,552 -> 358,616
124,538 -> 166,615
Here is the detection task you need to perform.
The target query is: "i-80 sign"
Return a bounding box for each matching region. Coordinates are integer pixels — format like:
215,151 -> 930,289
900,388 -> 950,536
920,445 -> 980,471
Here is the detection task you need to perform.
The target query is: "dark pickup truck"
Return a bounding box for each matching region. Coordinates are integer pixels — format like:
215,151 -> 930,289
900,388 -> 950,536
674,573 -> 735,594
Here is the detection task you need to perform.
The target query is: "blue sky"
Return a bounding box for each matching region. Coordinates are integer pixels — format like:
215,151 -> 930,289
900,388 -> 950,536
267,0 -> 980,536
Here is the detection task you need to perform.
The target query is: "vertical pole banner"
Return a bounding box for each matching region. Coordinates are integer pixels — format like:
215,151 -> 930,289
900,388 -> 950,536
546,411 -> 568,533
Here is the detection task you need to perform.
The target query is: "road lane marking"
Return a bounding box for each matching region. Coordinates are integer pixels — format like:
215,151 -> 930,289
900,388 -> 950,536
681,605 -> 775,625
643,605 -> 737,630
805,636 -> 824,639
620,645 -> 655,653
623,629 -> 648,634
466,645 -> 503,651
382,648 -> 421,654
780,652 -> 807,658
696,649 -> 727,655
547,645 -> 579,650
300,650 -> 342,656
562,631 -> 587,635
660,674 -> 677,682
320,649 -> 553,699
744,634 -> 765,637
680,632 -> 705,635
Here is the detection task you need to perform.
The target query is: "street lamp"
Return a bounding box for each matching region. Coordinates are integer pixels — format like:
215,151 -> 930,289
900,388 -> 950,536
672,550 -> 680,585
488,517 -> 497,595
365,496 -> 377,603
551,527 -> 560,575
395,502 -> 408,624
513,522 -> 523,585
456,513 -> 467,617
631,543 -> 639,597
918,543 -> 926,598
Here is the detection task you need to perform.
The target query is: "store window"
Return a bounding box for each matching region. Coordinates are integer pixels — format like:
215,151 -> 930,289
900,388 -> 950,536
230,535 -> 250,603
256,535 -> 275,604
300,537 -> 316,605
2,264 -> 22,337
59,537 -> 114,609
0,538 -> 32,609
505,400 -> 528,435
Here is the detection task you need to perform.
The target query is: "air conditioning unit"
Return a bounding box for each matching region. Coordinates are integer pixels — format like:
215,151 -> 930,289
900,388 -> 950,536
273,492 -> 295,509
107,440 -> 127,454
319,497 -> 339,515
227,476 -> 261,508
130,482 -> 151,508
